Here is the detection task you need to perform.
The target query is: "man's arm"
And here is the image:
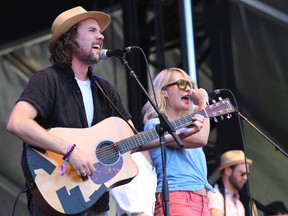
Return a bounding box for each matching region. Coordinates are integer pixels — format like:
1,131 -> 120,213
6,100 -> 96,175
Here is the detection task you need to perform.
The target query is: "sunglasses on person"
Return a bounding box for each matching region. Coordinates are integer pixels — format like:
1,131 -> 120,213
232,168 -> 250,177
162,79 -> 193,90
239,171 -> 250,177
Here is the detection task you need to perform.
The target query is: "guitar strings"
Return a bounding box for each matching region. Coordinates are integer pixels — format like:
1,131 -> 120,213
86,100 -> 233,165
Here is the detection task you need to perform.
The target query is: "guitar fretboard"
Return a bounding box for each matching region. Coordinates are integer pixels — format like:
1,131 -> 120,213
117,109 -> 207,153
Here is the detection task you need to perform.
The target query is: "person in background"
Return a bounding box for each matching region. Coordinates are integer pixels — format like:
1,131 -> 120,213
264,201 -> 288,216
6,6 -> 132,216
208,150 -> 253,216
141,67 -> 212,216
110,151 -> 157,216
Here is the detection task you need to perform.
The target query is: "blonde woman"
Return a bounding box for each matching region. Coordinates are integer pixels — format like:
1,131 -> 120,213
142,68 -> 213,216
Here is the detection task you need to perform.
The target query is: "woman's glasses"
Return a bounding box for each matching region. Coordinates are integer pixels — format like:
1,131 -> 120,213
163,79 -> 193,90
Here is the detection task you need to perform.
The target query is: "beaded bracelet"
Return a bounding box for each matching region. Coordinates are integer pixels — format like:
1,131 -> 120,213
62,144 -> 76,160
60,144 -> 76,176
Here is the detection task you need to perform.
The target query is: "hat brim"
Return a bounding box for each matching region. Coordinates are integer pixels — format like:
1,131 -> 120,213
48,11 -> 111,53
218,158 -> 253,171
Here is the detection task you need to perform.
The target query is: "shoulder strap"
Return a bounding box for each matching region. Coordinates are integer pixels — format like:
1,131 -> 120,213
94,79 -> 138,135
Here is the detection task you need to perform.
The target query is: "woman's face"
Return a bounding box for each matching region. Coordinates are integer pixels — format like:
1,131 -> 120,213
163,72 -> 193,119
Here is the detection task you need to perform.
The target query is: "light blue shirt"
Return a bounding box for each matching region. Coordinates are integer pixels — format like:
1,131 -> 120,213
144,118 -> 213,193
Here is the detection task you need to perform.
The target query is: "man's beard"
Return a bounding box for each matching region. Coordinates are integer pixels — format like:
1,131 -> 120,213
76,48 -> 101,66
230,176 -> 245,190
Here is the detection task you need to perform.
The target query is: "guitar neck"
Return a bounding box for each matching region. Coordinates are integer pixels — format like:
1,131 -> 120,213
117,109 -> 207,154
117,98 -> 235,153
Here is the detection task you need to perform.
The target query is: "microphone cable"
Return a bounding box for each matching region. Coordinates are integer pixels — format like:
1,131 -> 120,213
12,187 -> 29,216
128,46 -> 160,109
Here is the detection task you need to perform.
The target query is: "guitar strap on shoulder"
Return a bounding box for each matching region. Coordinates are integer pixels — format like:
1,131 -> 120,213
94,79 -> 138,135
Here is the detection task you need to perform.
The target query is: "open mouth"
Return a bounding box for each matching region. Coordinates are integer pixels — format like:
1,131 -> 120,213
92,44 -> 101,50
181,95 -> 191,102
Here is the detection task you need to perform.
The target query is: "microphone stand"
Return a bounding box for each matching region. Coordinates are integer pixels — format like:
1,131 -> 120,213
238,112 -> 288,158
211,89 -> 288,158
119,55 -> 184,216
211,88 -> 287,216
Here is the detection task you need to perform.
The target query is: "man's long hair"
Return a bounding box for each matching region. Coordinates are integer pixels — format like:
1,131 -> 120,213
49,24 -> 79,69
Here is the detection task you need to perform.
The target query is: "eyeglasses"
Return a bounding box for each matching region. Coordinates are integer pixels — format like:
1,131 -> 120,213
239,171 -> 250,177
233,169 -> 250,177
162,79 -> 193,90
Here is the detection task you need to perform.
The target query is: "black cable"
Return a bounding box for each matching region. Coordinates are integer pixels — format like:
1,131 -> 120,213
211,88 -> 253,216
12,187 -> 29,216
130,46 -> 159,108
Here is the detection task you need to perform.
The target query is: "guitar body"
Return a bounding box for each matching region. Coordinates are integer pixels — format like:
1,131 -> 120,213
22,117 -> 139,215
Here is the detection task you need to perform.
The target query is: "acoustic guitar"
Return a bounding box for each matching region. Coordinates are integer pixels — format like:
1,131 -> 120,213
21,97 -> 235,215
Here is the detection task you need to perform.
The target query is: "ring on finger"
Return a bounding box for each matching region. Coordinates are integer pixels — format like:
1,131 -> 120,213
81,171 -> 87,176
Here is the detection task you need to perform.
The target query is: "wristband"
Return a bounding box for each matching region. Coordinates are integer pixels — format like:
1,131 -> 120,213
60,144 -> 76,176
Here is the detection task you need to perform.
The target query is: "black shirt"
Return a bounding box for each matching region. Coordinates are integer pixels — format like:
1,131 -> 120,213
19,65 -> 131,129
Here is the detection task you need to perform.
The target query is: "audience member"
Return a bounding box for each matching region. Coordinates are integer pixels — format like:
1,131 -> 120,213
265,201 -> 288,216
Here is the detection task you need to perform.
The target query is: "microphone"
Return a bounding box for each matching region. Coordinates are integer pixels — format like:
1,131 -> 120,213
208,89 -> 223,96
99,47 -> 135,60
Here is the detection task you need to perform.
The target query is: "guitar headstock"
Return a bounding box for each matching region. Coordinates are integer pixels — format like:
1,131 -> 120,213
204,97 -> 236,122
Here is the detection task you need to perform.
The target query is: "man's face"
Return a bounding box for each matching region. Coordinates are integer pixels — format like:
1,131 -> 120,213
229,163 -> 250,190
74,18 -> 104,65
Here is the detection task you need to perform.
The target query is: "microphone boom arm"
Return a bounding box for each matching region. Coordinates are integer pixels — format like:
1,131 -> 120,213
239,112 -> 288,158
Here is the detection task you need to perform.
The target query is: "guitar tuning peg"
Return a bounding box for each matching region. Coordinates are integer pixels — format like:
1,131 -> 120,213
213,117 -> 218,123
220,116 -> 224,121
211,99 -> 216,104
218,97 -> 223,101
227,114 -> 232,119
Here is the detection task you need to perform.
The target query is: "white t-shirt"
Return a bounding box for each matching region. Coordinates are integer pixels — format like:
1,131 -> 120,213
110,151 -> 157,216
75,78 -> 93,127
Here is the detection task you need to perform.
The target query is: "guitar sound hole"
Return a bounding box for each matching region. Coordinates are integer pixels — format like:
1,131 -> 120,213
96,141 -> 120,165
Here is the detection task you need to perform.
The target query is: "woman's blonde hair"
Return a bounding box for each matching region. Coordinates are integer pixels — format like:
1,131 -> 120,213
142,67 -> 196,123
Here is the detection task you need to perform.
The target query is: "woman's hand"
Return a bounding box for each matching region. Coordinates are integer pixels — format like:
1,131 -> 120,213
190,88 -> 209,111
176,114 -> 206,137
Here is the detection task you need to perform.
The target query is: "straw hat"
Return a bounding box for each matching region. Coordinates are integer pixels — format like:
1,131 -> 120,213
48,6 -> 111,53
218,150 -> 252,171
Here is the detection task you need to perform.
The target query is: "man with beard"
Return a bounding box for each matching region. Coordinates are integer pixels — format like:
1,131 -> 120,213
208,150 -> 253,216
6,6 -> 132,216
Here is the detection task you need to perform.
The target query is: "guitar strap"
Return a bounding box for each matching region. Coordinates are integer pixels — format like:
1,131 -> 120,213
94,79 -> 138,135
